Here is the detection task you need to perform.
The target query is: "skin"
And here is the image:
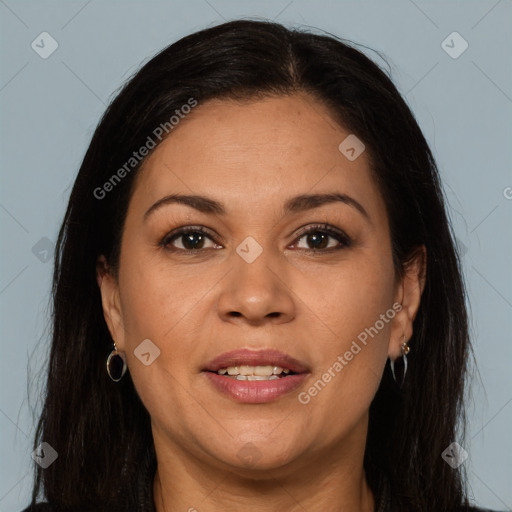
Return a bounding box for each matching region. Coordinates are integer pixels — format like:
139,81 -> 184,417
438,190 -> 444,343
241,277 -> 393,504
97,93 -> 426,512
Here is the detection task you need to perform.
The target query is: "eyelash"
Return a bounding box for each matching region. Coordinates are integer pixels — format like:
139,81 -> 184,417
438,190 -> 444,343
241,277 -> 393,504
159,223 -> 352,254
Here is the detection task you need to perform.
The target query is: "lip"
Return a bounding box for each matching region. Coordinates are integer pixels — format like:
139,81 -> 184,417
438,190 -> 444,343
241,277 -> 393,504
204,372 -> 309,403
202,348 -> 310,404
203,348 -> 309,374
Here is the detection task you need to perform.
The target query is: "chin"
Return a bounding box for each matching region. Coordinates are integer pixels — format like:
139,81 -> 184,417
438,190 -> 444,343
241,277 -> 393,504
212,437 -> 305,473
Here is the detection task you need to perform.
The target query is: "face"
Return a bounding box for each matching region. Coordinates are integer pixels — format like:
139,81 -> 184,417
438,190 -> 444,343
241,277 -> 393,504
98,93 -> 423,475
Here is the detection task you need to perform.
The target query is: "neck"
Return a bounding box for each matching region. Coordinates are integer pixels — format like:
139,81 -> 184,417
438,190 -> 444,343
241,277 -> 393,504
152,424 -> 375,512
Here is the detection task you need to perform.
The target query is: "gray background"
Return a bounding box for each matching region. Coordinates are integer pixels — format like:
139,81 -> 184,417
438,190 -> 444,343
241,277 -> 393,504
1,1 -> 511,510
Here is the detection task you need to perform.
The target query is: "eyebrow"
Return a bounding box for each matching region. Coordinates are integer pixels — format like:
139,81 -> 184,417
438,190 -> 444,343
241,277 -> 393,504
143,192 -> 370,222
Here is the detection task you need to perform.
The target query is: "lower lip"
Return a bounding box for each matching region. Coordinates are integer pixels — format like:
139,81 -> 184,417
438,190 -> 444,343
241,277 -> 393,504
203,371 -> 309,403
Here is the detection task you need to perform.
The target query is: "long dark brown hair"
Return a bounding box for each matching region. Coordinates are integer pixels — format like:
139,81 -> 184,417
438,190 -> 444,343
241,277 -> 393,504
28,19 -> 471,511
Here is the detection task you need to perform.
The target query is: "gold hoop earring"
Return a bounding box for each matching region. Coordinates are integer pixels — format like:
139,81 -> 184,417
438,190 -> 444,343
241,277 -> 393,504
106,342 -> 127,382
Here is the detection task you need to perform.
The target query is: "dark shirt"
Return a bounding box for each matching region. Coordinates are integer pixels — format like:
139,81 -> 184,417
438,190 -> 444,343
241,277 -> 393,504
19,502 -> 502,512
20,467 -> 501,512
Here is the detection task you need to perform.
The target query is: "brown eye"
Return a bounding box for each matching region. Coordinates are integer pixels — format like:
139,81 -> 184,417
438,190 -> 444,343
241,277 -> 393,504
161,227 -> 219,252
292,224 -> 352,252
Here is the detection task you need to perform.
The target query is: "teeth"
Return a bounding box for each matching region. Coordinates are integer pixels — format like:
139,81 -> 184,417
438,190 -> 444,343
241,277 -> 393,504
254,365 -> 273,376
233,375 -> 280,381
217,365 -> 291,376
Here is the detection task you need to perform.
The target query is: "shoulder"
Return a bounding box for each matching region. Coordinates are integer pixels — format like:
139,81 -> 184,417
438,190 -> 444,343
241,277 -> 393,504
20,505 -> 53,512
464,506 -> 505,512
20,505 -> 106,512
21,502 -> 503,512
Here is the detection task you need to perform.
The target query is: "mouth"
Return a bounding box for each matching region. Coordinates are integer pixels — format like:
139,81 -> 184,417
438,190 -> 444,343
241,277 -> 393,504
202,348 -> 309,403
212,365 -> 294,380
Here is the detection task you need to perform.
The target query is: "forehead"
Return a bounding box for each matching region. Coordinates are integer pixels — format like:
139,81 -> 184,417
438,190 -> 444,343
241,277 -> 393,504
129,93 -> 384,221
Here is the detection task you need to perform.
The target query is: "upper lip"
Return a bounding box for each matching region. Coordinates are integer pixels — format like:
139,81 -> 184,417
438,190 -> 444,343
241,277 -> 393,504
203,348 -> 309,373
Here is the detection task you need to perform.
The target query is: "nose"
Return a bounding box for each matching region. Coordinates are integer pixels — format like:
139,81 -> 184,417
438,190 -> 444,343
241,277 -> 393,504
216,244 -> 296,326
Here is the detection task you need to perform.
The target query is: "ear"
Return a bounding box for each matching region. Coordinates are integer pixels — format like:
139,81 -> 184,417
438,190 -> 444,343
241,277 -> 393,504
96,255 -> 126,351
388,245 -> 427,360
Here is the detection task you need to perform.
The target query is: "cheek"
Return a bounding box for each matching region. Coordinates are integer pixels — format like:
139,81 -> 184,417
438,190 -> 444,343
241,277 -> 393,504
115,248 -> 213,404
298,247 -> 395,340
118,246 -> 218,343
115,253 -> 205,431
295,250 -> 394,416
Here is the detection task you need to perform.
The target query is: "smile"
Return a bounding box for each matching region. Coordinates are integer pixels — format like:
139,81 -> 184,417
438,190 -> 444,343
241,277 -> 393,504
202,349 -> 310,403
216,365 -> 292,380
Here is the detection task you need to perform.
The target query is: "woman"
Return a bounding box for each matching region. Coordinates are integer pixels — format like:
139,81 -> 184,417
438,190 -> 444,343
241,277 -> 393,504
23,19 -> 500,512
